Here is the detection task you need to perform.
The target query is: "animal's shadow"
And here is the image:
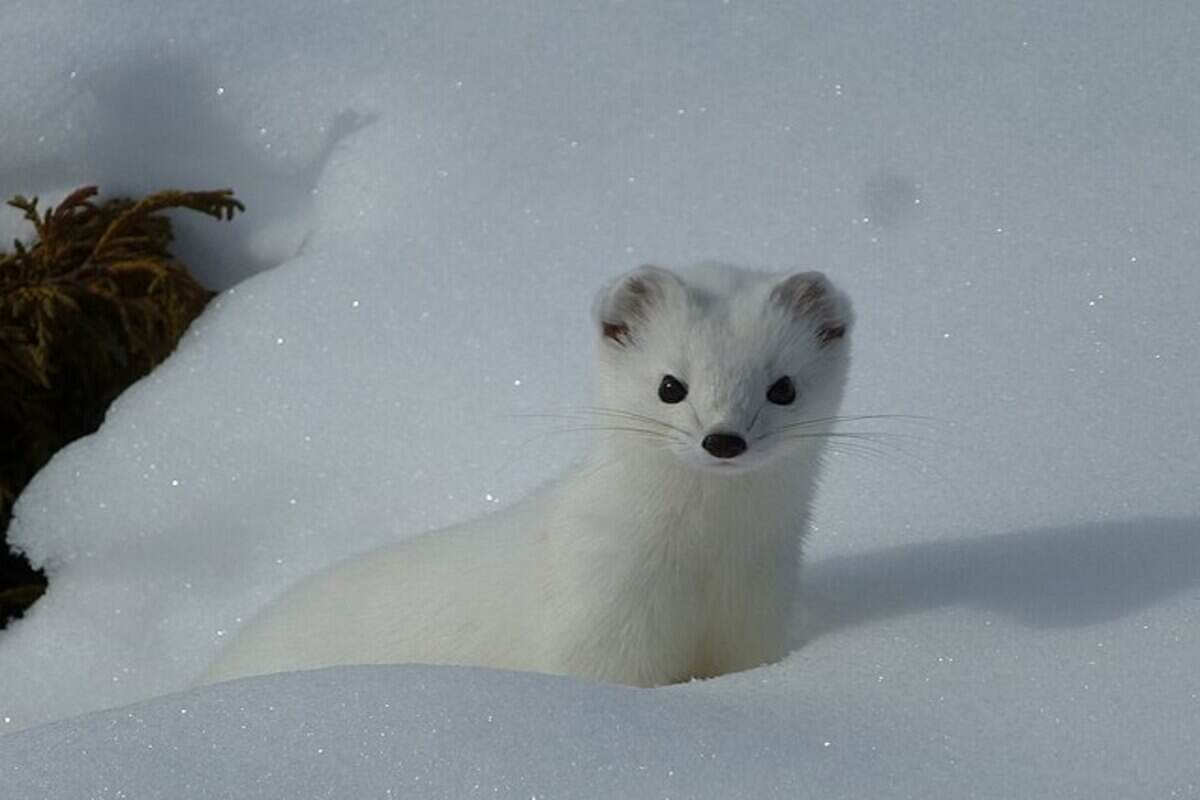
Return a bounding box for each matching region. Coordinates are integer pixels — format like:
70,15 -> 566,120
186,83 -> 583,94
798,516 -> 1200,640
2,55 -> 374,288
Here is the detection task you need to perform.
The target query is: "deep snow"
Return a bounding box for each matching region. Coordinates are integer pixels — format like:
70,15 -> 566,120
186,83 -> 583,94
1,0 -> 1198,797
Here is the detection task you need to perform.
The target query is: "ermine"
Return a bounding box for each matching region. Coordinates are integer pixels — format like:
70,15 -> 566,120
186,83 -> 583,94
202,263 -> 853,687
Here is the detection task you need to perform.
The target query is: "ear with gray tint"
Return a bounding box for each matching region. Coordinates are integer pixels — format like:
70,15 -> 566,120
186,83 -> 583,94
594,265 -> 686,346
770,271 -> 852,345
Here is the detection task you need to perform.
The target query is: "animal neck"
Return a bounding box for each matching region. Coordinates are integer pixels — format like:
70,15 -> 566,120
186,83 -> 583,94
572,437 -> 819,546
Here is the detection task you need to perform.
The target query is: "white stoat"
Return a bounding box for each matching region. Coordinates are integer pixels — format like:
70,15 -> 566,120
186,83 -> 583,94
201,262 -> 853,687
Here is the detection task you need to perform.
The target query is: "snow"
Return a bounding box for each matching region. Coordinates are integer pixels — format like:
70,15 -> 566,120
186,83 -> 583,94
1,0 -> 1199,797
4,655 -> 1193,799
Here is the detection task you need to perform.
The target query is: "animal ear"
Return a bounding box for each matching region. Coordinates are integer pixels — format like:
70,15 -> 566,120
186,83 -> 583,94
594,265 -> 686,346
769,271 -> 852,346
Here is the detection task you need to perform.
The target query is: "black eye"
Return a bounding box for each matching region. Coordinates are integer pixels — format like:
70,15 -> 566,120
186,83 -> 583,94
766,376 -> 796,405
658,375 -> 688,404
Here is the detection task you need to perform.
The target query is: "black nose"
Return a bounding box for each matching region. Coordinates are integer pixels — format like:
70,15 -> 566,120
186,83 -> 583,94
702,432 -> 748,459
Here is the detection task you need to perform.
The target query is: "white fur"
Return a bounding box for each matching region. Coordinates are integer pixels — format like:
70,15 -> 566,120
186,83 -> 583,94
201,263 -> 852,687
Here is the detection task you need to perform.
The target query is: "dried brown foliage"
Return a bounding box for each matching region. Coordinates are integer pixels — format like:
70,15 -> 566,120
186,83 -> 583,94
0,185 -> 242,623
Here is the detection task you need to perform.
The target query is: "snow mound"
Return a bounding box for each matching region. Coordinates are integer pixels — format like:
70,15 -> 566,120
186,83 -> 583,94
4,657 -> 1194,800
2,666 -> 816,799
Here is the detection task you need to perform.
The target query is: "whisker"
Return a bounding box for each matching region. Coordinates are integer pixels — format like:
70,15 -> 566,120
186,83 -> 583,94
772,413 -> 941,432
570,405 -> 694,438
548,425 -> 677,439
769,430 -> 939,476
835,435 -> 935,474
489,422 -> 681,486
769,413 -> 951,454
812,430 -> 936,447
822,441 -> 931,478
517,423 -> 686,448
772,430 -> 928,451
821,441 -> 903,469
511,406 -> 693,438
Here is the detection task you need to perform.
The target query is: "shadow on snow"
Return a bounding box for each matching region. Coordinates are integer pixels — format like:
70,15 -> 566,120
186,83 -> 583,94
2,54 -> 374,289
801,516 -> 1200,638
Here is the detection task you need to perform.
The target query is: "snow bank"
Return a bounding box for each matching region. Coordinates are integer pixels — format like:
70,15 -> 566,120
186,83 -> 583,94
4,656 -> 1197,800
1,0 -> 1198,796
3,666 -> 820,799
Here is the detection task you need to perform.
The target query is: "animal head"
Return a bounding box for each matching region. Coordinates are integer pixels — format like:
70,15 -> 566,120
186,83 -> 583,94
592,263 -> 853,473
